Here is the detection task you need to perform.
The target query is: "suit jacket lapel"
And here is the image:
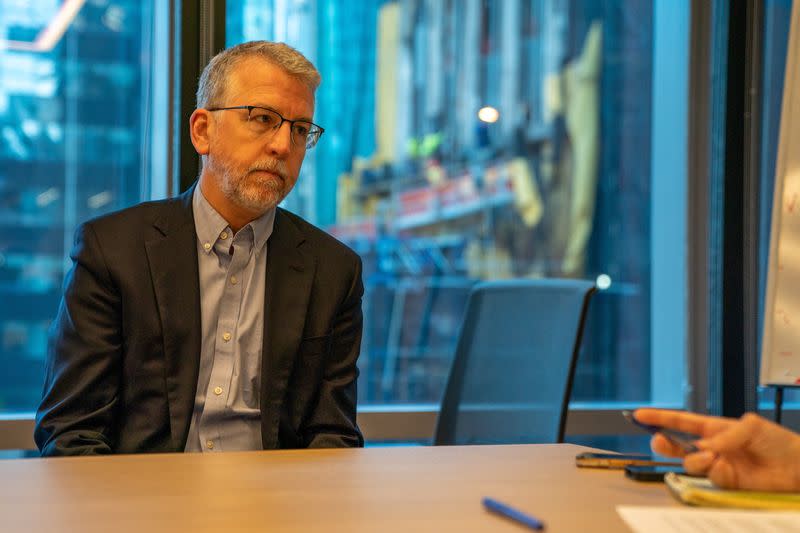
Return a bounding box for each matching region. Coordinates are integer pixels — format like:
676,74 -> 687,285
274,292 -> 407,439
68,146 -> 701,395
260,209 -> 314,448
144,188 -> 202,451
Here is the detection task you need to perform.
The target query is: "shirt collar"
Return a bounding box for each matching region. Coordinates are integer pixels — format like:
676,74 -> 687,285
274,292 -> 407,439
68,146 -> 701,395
193,185 -> 276,255
249,203 -> 276,254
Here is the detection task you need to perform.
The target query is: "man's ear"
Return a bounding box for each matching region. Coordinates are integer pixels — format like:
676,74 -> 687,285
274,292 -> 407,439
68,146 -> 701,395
189,109 -> 211,155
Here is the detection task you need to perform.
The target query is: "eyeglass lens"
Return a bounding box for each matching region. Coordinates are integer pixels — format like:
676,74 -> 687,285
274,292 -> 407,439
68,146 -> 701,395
247,107 -> 320,148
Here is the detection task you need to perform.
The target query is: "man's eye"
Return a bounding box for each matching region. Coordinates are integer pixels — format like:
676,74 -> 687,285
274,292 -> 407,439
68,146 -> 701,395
293,123 -> 310,136
253,113 -> 278,125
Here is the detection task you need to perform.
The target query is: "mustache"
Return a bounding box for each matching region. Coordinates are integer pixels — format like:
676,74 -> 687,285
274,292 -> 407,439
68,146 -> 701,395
249,160 -> 289,181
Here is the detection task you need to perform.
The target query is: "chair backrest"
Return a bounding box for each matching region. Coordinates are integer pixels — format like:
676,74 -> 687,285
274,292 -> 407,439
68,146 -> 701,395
433,278 -> 597,445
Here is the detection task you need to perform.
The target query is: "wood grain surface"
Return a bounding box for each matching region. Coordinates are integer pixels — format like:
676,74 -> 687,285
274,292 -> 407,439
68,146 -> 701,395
0,443 -> 674,532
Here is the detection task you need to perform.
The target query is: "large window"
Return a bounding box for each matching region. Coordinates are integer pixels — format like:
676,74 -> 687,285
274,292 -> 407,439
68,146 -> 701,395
226,0 -> 691,419
0,0 -> 788,449
0,0 -> 162,412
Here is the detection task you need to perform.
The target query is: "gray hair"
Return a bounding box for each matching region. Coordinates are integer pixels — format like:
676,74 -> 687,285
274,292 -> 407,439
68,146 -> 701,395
196,41 -> 321,108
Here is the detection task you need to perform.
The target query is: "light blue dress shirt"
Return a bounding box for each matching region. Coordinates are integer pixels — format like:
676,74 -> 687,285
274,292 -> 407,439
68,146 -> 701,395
185,186 -> 275,452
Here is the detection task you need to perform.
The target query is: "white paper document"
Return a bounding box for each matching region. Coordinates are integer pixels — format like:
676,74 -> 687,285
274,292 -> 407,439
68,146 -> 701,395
618,505 -> 800,533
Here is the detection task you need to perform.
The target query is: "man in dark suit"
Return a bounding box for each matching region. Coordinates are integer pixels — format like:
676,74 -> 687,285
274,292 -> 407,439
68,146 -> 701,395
34,41 -> 364,455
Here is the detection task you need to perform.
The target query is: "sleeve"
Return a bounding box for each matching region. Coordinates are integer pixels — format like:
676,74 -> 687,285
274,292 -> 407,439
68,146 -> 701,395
34,222 -> 122,456
303,253 -> 365,448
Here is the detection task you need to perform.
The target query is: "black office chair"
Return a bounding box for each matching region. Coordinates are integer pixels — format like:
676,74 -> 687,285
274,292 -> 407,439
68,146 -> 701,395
433,278 -> 597,445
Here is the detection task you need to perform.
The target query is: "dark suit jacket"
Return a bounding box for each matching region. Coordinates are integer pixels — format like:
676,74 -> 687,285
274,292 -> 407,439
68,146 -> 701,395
34,186 -> 364,455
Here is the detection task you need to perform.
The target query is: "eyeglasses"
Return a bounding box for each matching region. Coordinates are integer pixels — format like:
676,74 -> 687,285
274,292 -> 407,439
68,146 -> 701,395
206,105 -> 325,149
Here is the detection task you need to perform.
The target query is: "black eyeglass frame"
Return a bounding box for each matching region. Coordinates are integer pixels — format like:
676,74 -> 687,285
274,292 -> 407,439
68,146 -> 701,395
206,105 -> 325,148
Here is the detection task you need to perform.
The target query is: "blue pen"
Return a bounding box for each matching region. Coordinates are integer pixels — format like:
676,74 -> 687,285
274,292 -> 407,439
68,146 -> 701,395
482,497 -> 545,531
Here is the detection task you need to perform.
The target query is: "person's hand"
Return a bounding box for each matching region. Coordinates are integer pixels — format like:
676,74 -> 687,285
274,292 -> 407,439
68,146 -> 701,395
634,409 -> 800,492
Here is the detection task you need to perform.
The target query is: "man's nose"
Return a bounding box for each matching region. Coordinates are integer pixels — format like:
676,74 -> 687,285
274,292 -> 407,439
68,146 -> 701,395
265,121 -> 293,156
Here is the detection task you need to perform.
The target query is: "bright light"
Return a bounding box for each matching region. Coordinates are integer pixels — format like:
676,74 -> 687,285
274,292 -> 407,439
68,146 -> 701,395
36,188 -> 60,208
1,0 -> 87,52
596,274 -> 612,290
88,191 -> 113,210
478,106 -> 500,123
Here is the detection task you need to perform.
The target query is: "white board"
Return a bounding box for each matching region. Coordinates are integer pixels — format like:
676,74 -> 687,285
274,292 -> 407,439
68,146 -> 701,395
761,0 -> 800,386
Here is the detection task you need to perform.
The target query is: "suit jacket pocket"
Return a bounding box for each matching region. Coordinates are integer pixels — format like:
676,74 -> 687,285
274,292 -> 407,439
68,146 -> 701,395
297,334 -> 332,359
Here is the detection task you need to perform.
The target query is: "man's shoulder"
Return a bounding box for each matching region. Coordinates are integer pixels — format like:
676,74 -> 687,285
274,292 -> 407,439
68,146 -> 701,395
82,194 -> 190,234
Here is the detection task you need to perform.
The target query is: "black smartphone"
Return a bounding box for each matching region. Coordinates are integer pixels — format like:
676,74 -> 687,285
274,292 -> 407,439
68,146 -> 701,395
575,452 -> 681,469
624,464 -> 686,482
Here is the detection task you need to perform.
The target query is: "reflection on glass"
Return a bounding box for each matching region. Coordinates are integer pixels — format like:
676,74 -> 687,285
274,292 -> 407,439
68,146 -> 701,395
758,0 -> 795,406
0,1 -> 153,411
227,0 -> 690,406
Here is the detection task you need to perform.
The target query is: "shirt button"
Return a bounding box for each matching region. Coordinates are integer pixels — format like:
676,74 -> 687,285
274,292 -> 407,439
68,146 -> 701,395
220,231 -> 228,240
214,386 -> 223,395
203,242 -> 211,251
206,440 -> 214,450
230,276 -> 238,285
223,332 -> 232,342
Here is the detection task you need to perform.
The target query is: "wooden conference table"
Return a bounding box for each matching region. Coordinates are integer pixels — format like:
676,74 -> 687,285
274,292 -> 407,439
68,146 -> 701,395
0,444 -> 675,532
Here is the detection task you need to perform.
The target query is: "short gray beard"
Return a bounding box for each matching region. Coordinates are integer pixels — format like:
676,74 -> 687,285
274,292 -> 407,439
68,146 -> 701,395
212,157 -> 291,214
